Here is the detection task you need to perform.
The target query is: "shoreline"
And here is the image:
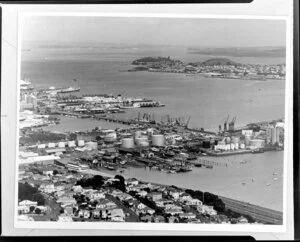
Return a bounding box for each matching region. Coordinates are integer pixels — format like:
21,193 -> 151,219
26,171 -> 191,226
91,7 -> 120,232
79,168 -> 282,215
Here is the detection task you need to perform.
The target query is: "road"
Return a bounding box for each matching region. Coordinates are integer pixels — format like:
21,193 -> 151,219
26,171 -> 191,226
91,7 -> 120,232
219,196 -> 283,225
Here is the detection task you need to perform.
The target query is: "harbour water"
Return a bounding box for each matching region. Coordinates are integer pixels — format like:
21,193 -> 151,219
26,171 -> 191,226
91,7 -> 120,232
22,44 -> 286,211
95,151 -> 283,211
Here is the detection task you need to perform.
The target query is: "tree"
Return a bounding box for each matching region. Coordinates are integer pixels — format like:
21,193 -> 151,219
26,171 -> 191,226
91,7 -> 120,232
19,183 -> 45,205
32,193 -> 45,205
112,175 -> 126,192
53,170 -> 59,175
76,175 -> 104,190
35,208 -> 42,214
29,206 -> 35,213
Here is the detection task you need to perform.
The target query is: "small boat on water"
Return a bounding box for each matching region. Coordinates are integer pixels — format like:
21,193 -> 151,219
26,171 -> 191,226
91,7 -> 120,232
266,183 -> 271,186
273,177 -> 278,181
242,182 -> 246,185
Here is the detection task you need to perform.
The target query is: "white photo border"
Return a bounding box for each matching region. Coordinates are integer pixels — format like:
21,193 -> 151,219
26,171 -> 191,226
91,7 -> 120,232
14,12 -> 293,234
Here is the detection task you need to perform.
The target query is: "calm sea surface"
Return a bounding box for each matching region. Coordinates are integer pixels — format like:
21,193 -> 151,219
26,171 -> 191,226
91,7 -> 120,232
21,45 -> 286,211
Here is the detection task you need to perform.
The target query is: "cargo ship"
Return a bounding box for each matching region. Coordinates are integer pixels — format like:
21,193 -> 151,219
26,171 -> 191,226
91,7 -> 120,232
58,86 -> 80,93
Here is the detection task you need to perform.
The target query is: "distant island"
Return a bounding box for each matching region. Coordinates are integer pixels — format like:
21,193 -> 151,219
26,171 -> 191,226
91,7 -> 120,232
127,56 -> 285,80
188,46 -> 286,58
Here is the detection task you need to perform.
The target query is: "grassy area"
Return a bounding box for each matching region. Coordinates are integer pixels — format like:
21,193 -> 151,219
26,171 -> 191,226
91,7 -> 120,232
43,193 -> 62,221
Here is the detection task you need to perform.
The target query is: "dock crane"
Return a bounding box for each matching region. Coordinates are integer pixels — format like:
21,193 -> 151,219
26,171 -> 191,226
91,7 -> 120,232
229,116 -> 236,131
224,115 -> 230,132
186,116 -> 191,128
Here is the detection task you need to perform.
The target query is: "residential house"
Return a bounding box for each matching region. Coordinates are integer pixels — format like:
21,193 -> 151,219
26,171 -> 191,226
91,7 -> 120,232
64,206 -> 74,217
184,198 -> 202,206
137,190 -> 148,198
19,200 -> 38,207
42,169 -> 53,176
164,203 -> 180,210
237,216 -> 248,224
179,193 -> 192,201
83,209 -> 90,219
140,215 -> 153,223
90,191 -> 106,200
58,214 -> 73,222
168,216 -> 179,223
110,188 -> 123,197
108,208 -> 125,222
39,183 -> 55,193
187,218 -> 201,224
35,205 -> 47,213
72,185 -> 83,193
137,202 -> 146,210
96,199 -> 110,209
154,215 -> 165,223
117,193 -> 133,202
197,205 -> 217,216
106,201 -> 117,210
92,209 -> 101,219
18,215 -> 34,221
179,212 -> 197,220
126,178 -> 139,186
56,196 -> 77,207
54,184 -> 66,192
95,199 -> 116,210
164,208 -> 183,216
155,199 -> 173,208
169,191 -> 181,200
148,192 -> 162,201
18,206 -> 30,214
54,190 -> 65,198
144,207 -> 155,215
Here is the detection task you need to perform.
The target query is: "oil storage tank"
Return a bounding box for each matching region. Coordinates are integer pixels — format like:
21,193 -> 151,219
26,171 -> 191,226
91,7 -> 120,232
78,140 -> 85,147
58,142 -> 66,148
68,141 -> 76,148
152,134 -> 165,147
121,138 -> 135,149
225,137 -> 231,144
135,136 -> 149,146
48,143 -> 56,148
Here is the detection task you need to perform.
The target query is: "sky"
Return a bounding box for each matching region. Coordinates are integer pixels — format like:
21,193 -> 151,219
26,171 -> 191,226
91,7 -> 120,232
21,16 -> 286,48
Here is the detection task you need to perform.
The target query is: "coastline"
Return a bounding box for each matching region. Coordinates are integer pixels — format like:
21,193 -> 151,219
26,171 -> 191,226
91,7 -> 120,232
79,167 -> 283,224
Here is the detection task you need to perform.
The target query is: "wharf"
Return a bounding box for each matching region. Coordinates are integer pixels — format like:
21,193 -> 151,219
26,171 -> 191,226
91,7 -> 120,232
56,111 -> 91,118
199,148 -> 253,157
189,158 -> 228,168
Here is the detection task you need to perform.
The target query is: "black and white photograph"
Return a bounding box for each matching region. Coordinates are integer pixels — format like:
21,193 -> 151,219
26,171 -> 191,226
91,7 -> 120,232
15,13 -> 290,229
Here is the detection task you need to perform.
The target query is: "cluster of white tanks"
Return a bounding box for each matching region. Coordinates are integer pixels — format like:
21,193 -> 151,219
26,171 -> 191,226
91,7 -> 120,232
214,142 -> 245,151
37,140 -> 86,149
121,130 -> 165,149
214,134 -> 265,151
214,136 -> 245,151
